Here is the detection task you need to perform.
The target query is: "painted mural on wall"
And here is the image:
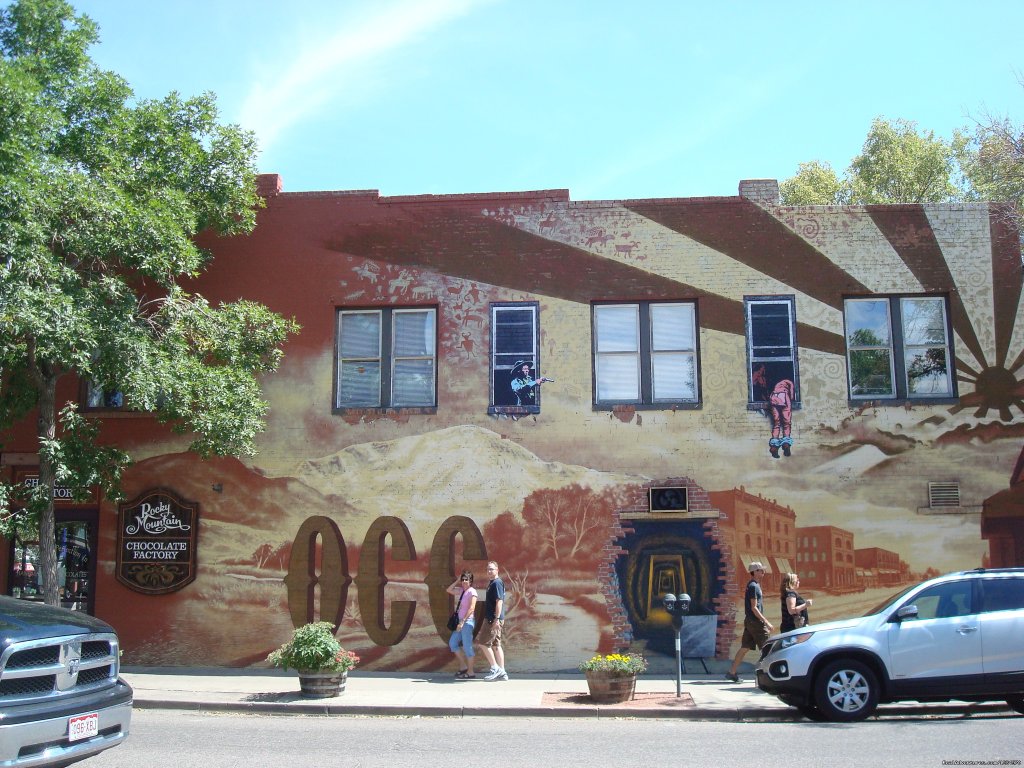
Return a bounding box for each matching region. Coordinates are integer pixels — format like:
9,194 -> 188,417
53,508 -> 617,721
7,181 -> 1023,671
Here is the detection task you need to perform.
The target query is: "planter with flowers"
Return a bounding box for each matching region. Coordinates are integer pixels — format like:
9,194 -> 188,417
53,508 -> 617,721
267,621 -> 360,698
578,652 -> 647,703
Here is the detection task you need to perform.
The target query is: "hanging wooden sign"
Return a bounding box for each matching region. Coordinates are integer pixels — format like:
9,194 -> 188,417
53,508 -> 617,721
116,489 -> 199,595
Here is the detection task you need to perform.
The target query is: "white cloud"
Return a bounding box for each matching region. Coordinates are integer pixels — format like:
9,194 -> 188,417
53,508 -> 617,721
239,0 -> 489,155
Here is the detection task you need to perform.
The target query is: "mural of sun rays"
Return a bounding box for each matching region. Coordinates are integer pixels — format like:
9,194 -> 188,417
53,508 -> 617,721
330,189 -> 1024,425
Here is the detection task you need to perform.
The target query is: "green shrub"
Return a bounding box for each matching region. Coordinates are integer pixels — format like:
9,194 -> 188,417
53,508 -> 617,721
267,622 -> 360,673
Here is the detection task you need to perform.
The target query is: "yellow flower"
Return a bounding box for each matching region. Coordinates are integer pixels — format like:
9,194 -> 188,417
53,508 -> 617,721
578,652 -> 648,676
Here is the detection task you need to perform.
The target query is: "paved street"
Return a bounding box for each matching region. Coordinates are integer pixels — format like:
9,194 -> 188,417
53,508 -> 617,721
120,668 -> 1020,721
87,709 -> 1024,768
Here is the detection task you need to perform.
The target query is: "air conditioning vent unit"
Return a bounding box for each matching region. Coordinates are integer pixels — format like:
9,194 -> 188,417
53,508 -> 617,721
928,482 -> 960,508
649,487 -> 688,512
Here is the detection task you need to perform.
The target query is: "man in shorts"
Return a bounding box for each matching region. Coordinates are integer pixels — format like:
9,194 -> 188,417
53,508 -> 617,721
476,560 -> 508,681
726,561 -> 773,683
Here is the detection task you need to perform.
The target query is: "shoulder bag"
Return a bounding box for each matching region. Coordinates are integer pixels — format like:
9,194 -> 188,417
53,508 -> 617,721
447,590 -> 465,631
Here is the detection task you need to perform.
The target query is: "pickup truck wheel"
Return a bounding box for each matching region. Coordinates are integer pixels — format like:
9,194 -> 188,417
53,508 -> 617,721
1007,696 -> 1024,715
813,659 -> 879,722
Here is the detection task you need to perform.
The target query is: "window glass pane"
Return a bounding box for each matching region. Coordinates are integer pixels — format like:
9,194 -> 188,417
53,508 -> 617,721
595,305 -> 639,352
846,300 -> 892,347
340,313 -> 381,358
650,304 -> 694,351
596,355 -> 639,400
495,308 -> 535,325
86,383 -> 123,408
901,298 -> 951,396
750,304 -> 792,356
846,299 -> 894,398
495,322 -> 535,355
392,359 -> 434,406
908,581 -> 972,620
849,350 -> 894,396
750,361 -> 796,402
338,360 -> 381,406
901,298 -> 947,346
494,307 -> 536,356
905,347 -> 950,394
492,369 -> 520,407
981,579 -> 1024,612
652,353 -> 696,400
393,311 -> 434,357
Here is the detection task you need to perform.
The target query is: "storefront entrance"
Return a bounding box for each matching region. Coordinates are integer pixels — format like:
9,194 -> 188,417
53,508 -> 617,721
8,510 -> 98,614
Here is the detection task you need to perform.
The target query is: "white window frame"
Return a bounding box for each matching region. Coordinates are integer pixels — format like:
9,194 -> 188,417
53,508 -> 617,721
489,302 -> 542,412
745,295 -> 799,407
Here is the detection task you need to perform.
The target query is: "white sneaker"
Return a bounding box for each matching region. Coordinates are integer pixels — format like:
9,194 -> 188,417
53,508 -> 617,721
483,667 -> 503,680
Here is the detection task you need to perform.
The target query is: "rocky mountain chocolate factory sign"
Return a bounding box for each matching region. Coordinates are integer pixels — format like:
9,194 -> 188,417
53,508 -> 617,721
116,489 -> 199,594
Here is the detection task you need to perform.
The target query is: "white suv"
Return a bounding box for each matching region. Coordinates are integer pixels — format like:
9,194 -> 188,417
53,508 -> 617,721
756,568 -> 1024,721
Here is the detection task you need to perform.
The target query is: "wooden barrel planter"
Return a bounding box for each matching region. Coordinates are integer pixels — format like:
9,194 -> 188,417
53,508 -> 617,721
298,671 -> 348,698
584,671 -> 636,703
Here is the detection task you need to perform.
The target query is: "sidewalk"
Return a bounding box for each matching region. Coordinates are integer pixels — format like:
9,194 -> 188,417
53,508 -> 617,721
121,667 -> 1015,720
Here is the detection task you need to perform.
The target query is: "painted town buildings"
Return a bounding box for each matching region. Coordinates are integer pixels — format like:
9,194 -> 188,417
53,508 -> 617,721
3,176 -> 1023,671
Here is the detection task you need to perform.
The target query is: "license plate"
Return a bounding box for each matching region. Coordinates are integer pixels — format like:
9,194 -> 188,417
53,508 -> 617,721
68,713 -> 98,742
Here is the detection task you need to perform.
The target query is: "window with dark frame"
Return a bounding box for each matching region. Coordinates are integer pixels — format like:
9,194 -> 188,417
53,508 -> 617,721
844,295 -> 955,401
83,381 -> 125,410
592,301 -> 700,408
489,302 -> 542,413
745,296 -> 799,407
335,307 -> 437,409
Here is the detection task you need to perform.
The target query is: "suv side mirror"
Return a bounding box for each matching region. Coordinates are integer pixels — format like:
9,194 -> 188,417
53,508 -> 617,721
892,604 -> 918,622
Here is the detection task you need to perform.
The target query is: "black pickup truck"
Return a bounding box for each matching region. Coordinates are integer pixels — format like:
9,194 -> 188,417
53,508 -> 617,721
0,596 -> 132,767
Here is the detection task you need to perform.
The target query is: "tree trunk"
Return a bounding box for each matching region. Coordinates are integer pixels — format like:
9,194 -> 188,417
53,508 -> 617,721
35,375 -> 61,607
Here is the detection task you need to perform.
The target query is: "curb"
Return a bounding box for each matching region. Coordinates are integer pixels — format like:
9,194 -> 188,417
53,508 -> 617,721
132,698 -> 793,719
132,697 -> 1013,720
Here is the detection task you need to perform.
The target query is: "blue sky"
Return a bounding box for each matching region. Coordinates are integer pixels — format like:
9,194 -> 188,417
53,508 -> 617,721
71,0 -> 1024,200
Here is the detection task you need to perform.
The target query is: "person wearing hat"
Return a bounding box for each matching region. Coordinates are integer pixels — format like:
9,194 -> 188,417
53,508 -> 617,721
510,360 -> 552,406
726,561 -> 773,683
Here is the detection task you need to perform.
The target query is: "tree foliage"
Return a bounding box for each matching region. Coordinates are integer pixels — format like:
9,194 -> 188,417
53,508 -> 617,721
781,89 -> 1024,254
0,0 -> 299,604
780,118 -> 964,205
778,161 -> 848,205
957,96 -> 1024,242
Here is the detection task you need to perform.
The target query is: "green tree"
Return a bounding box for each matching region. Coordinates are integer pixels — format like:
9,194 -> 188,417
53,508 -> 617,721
778,160 -> 848,205
780,118 -> 963,205
958,96 -> 1024,246
0,0 -> 299,605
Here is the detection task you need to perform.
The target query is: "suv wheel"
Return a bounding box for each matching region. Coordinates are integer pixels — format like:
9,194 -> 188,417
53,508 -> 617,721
814,659 -> 879,722
1008,696 -> 1024,715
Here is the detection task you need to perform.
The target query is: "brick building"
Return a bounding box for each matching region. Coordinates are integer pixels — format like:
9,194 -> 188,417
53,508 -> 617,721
854,546 -> 902,588
710,486 -> 797,593
796,525 -> 859,592
2,176 -> 1021,670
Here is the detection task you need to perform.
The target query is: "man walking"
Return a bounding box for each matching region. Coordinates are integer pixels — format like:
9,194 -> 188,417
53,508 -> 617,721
726,561 -> 772,683
476,561 -> 508,681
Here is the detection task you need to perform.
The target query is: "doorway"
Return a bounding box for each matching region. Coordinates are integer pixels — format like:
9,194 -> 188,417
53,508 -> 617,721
8,510 -> 98,614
